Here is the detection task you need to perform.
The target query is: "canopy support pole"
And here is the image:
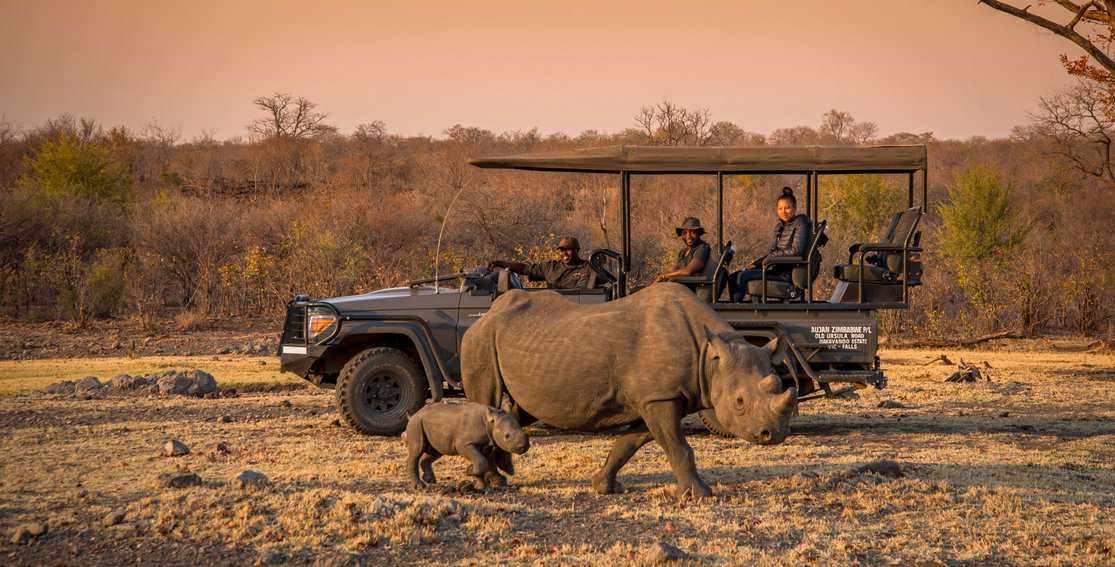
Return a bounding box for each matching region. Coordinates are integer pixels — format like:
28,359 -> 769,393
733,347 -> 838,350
907,172 -> 914,208
716,172 -> 724,254
805,173 -> 813,228
922,168 -> 928,213
619,171 -> 631,297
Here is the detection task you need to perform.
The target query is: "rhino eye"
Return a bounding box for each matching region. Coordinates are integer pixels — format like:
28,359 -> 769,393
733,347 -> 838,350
735,396 -> 744,408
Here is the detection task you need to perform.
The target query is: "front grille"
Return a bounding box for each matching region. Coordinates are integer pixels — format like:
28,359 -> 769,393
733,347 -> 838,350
283,305 -> 307,343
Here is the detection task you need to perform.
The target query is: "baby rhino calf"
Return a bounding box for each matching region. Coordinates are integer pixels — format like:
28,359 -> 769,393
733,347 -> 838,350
404,401 -> 530,490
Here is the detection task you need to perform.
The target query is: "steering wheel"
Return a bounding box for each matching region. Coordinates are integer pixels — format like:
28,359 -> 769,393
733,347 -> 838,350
588,249 -> 621,286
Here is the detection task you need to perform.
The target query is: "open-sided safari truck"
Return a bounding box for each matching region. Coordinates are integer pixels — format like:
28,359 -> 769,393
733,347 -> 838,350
279,145 -> 928,436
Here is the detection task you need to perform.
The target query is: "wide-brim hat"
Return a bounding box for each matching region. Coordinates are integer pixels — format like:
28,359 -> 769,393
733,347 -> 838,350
675,217 -> 705,236
555,236 -> 581,251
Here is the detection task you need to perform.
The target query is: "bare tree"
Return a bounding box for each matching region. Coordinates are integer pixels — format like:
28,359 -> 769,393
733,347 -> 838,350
634,100 -> 713,145
769,125 -> 820,146
248,93 -> 336,139
979,1 -> 1115,74
1022,79 -> 1115,186
819,109 -> 877,145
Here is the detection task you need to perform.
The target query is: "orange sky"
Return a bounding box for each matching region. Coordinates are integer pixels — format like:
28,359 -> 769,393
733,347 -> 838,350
0,0 -> 1077,140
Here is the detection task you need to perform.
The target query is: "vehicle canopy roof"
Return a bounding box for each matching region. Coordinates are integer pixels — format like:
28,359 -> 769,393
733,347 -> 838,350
469,145 -> 927,174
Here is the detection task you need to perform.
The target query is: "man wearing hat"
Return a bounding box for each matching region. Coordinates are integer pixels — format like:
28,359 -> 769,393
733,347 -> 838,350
654,217 -> 711,283
487,236 -> 600,289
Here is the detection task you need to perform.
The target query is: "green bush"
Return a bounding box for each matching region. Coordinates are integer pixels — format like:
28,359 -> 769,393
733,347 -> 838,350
19,135 -> 131,204
938,165 -> 1025,268
824,174 -> 906,242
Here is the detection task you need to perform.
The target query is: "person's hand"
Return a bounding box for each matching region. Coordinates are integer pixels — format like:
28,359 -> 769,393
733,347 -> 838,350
654,274 -> 670,283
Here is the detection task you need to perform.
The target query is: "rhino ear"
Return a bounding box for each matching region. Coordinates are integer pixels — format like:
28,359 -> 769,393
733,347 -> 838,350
705,328 -> 732,363
763,335 -> 788,365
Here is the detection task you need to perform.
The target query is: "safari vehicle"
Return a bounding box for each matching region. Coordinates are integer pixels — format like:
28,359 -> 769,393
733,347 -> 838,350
279,145 -> 928,436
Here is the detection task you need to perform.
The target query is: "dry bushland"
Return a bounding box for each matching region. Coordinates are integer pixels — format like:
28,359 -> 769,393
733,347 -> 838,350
0,110 -> 1112,340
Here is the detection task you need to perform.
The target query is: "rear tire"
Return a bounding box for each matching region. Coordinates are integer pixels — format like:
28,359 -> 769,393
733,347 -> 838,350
336,347 -> 426,436
697,409 -> 735,438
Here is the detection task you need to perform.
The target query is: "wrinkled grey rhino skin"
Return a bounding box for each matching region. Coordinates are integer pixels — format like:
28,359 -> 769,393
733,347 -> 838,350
403,401 -> 530,490
462,283 -> 797,500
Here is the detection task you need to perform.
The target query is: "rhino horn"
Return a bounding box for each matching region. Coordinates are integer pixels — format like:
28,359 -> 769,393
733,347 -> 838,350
758,374 -> 782,394
774,387 -> 798,414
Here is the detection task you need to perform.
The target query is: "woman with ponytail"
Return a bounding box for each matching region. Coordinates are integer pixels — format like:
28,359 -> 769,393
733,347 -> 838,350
728,186 -> 813,302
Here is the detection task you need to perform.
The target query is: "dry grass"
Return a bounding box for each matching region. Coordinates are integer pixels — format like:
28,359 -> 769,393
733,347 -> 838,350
0,348 -> 1112,565
0,355 -> 301,395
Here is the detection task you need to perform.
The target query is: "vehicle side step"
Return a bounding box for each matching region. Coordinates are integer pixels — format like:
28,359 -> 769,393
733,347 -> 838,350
817,370 -> 886,389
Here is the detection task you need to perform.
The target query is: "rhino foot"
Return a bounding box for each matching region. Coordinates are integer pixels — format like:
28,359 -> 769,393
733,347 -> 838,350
483,471 -> 507,488
674,478 -> 712,501
591,472 -> 625,495
457,478 -> 488,494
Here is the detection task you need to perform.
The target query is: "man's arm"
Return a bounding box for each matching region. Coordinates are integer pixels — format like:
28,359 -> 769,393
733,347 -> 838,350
487,260 -> 529,274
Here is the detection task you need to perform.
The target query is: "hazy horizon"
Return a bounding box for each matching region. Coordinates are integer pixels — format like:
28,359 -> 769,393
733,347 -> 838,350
0,0 -> 1075,141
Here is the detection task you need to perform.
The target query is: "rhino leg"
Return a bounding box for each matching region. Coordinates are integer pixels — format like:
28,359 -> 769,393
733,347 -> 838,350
643,399 -> 712,501
405,417 -> 430,489
481,447 -> 511,487
592,423 -> 654,495
458,443 -> 492,489
419,453 -> 439,484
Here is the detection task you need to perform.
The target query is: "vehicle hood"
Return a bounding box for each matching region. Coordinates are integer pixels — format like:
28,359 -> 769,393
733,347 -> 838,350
320,286 -> 462,313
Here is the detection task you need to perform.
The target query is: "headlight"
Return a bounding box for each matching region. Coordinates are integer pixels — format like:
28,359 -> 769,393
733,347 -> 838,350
306,306 -> 339,344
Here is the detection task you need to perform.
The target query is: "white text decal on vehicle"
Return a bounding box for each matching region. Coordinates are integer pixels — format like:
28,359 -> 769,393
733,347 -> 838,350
810,326 -> 871,351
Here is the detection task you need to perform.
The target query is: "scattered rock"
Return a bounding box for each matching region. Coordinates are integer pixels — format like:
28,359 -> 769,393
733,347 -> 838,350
44,380 -> 76,395
215,441 -> 230,454
186,370 -> 218,395
153,369 -> 218,396
235,470 -> 269,488
330,419 -> 342,427
159,472 -> 202,488
221,388 -> 240,398
164,439 -> 190,457
647,541 -> 687,563
218,415 -> 234,423
10,522 -> 48,545
999,411 -> 1011,418
877,400 -> 907,409
102,511 -> 126,527
852,459 -> 904,478
75,376 -> 103,392
279,399 -> 292,408
108,374 -> 148,390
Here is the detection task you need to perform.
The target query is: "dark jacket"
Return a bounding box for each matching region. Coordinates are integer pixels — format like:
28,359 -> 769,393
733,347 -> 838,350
768,214 -> 812,258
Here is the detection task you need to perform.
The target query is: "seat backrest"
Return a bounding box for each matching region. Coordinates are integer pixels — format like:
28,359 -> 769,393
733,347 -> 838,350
791,221 -> 828,289
881,208 -> 922,273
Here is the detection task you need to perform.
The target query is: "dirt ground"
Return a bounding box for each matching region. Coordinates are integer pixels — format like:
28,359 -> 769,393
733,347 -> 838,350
1,346 -> 1113,565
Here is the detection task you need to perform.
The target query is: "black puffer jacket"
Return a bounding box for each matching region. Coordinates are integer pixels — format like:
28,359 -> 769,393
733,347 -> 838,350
768,214 -> 812,258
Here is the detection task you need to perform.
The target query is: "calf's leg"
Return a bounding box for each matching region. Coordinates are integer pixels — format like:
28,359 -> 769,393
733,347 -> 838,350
643,399 -> 711,500
592,422 -> 654,495
458,443 -> 492,490
419,453 -> 439,484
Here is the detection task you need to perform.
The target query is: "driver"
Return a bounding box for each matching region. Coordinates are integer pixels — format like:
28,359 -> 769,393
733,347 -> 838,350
487,236 -> 600,289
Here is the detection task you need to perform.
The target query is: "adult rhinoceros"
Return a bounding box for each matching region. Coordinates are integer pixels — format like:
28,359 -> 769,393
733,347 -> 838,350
461,283 -> 797,500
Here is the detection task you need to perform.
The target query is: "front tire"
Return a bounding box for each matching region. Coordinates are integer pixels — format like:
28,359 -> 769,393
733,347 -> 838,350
336,347 -> 426,436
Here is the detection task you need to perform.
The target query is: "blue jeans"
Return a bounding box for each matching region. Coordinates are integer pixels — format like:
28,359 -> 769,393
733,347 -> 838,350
729,268 -> 789,302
